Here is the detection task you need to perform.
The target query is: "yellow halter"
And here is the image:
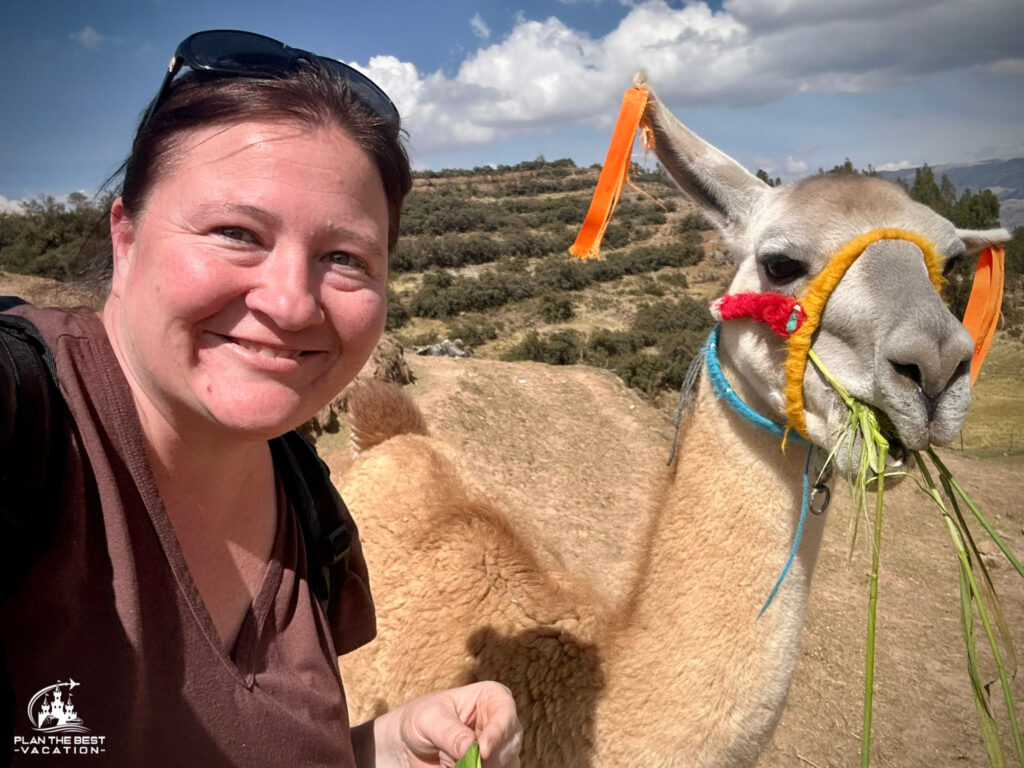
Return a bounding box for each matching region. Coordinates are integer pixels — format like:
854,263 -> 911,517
783,228 -> 946,439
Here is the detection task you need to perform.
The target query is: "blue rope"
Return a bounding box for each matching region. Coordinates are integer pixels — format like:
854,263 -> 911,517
758,444 -> 814,617
703,325 -> 806,443
701,324 -> 814,615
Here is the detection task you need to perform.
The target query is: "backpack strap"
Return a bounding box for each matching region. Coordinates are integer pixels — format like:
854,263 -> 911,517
0,298 -> 67,594
269,431 -> 352,614
0,298 -> 67,768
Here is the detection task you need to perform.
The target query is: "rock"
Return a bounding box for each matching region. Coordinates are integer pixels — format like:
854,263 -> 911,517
415,338 -> 475,358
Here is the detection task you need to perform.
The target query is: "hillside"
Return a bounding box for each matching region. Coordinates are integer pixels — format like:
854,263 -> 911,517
879,157 -> 1024,230
384,159 -> 734,397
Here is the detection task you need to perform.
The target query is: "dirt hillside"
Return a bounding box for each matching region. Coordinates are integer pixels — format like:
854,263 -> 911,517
320,353 -> 1024,768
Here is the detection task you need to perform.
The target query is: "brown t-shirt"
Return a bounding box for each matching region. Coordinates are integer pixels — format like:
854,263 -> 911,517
1,306 -> 376,766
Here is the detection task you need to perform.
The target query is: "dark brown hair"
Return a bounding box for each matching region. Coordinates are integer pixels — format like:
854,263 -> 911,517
119,60 -> 411,252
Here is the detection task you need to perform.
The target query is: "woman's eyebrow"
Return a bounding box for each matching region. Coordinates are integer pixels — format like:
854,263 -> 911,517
196,201 -> 282,227
201,202 -> 384,249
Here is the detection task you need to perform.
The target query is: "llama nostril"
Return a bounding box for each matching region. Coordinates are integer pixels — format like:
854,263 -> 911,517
890,361 -> 922,389
949,358 -> 971,389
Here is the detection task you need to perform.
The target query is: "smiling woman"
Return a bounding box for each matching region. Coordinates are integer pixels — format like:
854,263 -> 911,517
0,29 -> 520,768
106,121 -> 391,444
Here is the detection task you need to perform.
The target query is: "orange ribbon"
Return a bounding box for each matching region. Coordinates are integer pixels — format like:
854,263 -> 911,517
961,244 -> 1005,386
569,86 -> 649,260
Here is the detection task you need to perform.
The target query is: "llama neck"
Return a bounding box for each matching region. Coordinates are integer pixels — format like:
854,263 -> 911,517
597,369 -> 828,763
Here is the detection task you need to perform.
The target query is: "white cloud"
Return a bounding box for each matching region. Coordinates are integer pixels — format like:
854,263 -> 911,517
0,196 -> 24,214
352,0 -> 1021,156
978,58 -> 1024,78
470,13 -> 491,40
784,156 -> 808,174
876,160 -> 914,172
70,26 -> 105,50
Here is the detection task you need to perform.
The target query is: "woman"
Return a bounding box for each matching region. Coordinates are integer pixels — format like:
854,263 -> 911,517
0,30 -> 520,767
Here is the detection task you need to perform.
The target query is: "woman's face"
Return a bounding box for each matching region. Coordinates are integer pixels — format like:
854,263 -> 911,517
105,120 -> 389,443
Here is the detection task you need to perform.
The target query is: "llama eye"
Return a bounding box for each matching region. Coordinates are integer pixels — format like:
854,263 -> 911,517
942,251 -> 965,277
761,254 -> 807,284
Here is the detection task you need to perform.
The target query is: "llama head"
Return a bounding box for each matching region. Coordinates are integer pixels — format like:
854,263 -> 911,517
641,86 -> 1009,470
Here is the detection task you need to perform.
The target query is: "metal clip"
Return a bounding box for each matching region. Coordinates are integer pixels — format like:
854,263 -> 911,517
810,484 -> 831,515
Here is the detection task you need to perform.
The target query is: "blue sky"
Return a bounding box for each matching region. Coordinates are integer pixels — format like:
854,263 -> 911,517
1,0 -> 1022,209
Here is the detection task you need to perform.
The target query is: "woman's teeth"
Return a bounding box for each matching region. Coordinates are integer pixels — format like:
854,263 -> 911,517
235,339 -> 301,359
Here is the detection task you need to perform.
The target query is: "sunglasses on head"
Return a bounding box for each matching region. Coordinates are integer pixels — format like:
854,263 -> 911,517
140,29 -> 400,130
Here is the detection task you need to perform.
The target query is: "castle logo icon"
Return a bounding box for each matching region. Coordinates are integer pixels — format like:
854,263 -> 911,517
27,679 -> 90,735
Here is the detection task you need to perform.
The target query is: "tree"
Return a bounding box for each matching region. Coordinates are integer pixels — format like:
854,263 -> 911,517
951,188 -> 1000,229
755,169 -> 781,187
910,164 -> 946,215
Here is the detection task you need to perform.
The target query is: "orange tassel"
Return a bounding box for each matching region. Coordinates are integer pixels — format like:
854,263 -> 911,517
569,86 -> 649,260
961,244 -> 1005,386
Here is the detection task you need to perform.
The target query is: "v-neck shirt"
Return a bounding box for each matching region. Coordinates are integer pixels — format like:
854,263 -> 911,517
1,305 -> 376,767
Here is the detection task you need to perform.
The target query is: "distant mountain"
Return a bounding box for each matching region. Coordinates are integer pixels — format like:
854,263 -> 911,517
877,157 -> 1024,230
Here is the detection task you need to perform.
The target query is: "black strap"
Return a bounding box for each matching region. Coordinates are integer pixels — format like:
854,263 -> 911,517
0,298 -> 67,768
269,431 -> 352,613
0,300 -> 67,594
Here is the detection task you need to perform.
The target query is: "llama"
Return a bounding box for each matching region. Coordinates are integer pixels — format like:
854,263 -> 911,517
335,87 -> 1009,767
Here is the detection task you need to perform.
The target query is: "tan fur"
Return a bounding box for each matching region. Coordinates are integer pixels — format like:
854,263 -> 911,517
340,378 -> 820,766
344,379 -> 429,454
336,90 -> 992,766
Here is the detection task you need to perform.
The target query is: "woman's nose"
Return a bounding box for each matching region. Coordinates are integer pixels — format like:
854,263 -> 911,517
246,249 -> 325,331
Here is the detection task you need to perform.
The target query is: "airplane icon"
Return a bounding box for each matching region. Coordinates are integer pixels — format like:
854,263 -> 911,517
68,679 -> 79,690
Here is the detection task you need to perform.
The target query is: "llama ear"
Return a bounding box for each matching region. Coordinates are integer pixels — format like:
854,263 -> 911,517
956,227 -> 1011,256
641,87 -> 768,229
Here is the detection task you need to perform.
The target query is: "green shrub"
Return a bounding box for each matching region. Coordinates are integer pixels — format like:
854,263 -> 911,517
677,212 -> 715,232
658,272 -> 690,289
538,293 -> 575,323
632,296 -> 713,334
502,329 -> 584,365
385,288 -> 410,330
446,317 -> 499,347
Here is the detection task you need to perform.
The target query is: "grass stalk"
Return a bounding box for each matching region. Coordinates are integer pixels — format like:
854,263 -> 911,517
927,448 -> 1024,579
916,453 -> 1024,768
861,439 -> 887,768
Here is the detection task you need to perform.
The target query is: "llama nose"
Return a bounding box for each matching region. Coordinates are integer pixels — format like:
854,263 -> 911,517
883,326 -> 974,416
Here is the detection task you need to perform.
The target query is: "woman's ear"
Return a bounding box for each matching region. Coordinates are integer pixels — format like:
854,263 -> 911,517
109,197 -> 135,297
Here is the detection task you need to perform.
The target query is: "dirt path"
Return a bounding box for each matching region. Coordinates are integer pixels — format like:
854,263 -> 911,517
323,354 -> 1024,768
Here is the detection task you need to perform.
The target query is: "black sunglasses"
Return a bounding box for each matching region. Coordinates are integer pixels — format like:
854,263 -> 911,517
140,29 -> 400,129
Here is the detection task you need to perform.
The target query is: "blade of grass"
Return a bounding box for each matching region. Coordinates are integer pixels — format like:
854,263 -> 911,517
928,448 -> 1024,579
861,438 -> 888,768
454,742 -> 481,768
939,470 -> 1018,679
917,454 -> 1024,768
960,556 -> 1007,768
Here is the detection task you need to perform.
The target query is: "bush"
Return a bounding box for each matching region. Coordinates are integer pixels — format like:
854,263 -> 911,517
658,272 -> 690,289
585,329 -> 652,366
539,293 -> 575,323
632,296 -> 713,335
0,193 -> 113,281
446,317 -> 499,347
533,258 -> 589,291
408,271 -> 455,318
385,288 -> 410,330
677,212 -> 714,232
634,276 -> 665,297
408,269 -> 536,318
502,329 -> 583,365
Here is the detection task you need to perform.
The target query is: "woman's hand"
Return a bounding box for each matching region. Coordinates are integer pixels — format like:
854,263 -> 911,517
353,681 -> 522,768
